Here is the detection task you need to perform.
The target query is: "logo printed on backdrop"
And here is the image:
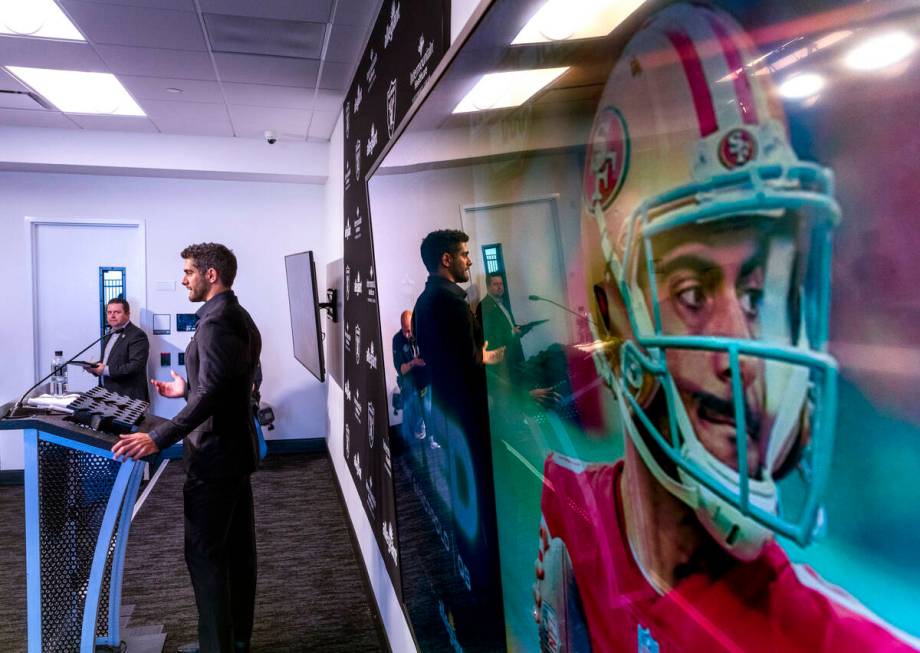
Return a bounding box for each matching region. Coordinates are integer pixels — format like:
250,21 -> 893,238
345,266 -> 351,301
344,159 -> 353,191
344,100 -> 351,139
384,1 -> 400,48
354,85 -> 363,114
344,320 -> 352,351
354,324 -> 362,366
353,206 -> 364,240
366,49 -> 378,91
344,215 -> 352,239
366,339 -> 378,370
365,476 -> 376,512
418,34 -> 424,55
353,452 -> 362,479
353,270 -> 363,297
344,378 -> 352,402
383,521 -> 398,564
410,33 -> 434,99
383,436 -> 391,477
366,123 -> 379,157
387,79 -> 398,138
344,422 -> 351,456
366,266 -> 377,304
354,139 -> 362,181
354,386 -> 362,423
368,402 -> 376,447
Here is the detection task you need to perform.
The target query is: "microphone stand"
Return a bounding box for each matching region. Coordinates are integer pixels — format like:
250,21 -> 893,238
10,327 -> 125,416
528,294 -> 597,327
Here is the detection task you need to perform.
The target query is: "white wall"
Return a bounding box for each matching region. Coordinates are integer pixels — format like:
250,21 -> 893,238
0,171 -> 327,470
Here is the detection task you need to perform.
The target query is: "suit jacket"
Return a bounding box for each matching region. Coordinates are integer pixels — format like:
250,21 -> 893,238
101,321 -> 150,401
475,295 -> 525,370
150,291 -> 262,479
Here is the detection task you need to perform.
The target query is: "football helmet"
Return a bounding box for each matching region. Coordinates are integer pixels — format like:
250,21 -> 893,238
583,3 -> 840,558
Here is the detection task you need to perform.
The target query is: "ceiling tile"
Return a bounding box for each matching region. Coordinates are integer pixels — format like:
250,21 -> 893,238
197,0 -> 334,22
325,23 -> 365,64
203,13 -> 325,59
61,2 -> 207,50
222,82 -> 314,109
318,61 -> 352,91
95,45 -> 217,80
0,69 -> 29,93
228,104 -> 310,139
213,52 -> 319,87
63,0 -> 196,10
0,108 -> 78,129
118,75 -> 223,103
0,91 -> 46,110
68,114 -> 160,132
308,109 -> 339,140
334,0 -> 381,26
0,36 -> 108,72
313,89 -> 345,112
142,99 -> 232,136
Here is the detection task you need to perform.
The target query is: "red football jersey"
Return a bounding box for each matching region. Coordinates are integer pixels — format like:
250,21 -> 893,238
540,454 -> 918,652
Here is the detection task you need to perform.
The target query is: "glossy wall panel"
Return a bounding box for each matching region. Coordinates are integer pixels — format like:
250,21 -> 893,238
368,0 -> 920,650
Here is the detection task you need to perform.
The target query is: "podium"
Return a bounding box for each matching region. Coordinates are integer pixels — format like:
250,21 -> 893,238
1,399 -> 165,653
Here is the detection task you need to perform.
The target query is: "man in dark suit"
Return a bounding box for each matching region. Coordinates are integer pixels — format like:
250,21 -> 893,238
88,298 -> 150,401
475,272 -> 525,376
112,243 -> 262,653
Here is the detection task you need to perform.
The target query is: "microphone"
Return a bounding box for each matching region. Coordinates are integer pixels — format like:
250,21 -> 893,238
12,326 -> 126,414
528,295 -> 597,326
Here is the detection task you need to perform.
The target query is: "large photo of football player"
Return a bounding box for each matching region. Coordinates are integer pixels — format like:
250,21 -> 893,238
532,3 -> 920,652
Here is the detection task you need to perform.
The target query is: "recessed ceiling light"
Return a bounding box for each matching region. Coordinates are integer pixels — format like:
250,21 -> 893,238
0,0 -> 84,41
844,31 -> 916,71
4,67 -> 146,116
453,67 -> 569,113
512,0 -> 646,45
778,73 -> 825,99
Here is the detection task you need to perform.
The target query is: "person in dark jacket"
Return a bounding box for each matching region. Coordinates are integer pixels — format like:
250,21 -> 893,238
112,243 -> 262,653
88,298 -> 150,401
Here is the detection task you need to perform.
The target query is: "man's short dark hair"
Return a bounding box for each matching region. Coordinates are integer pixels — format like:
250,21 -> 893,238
181,242 -> 238,287
420,229 -> 468,274
486,272 -> 503,282
107,297 -> 130,313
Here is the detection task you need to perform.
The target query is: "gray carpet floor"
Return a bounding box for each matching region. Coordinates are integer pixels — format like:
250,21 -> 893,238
0,453 -> 387,652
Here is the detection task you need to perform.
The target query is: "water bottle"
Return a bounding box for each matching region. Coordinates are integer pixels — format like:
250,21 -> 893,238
50,350 -> 68,395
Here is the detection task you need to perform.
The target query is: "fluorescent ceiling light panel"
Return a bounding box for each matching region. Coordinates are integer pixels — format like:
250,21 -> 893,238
513,0 -> 646,44
453,67 -> 569,113
5,67 -> 145,116
844,31 -> 916,71
0,0 -> 84,41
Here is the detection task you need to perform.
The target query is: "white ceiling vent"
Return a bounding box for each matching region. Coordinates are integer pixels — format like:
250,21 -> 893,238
202,14 -> 326,59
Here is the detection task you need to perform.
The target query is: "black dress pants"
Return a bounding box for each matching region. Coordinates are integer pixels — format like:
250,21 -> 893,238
183,473 -> 256,653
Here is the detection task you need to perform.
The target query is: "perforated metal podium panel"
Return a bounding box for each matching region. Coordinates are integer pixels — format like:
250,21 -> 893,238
37,440 -> 121,650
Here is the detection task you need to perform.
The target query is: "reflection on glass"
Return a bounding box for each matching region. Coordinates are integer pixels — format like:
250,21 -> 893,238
453,67 -> 570,113
844,31 -> 916,71
368,0 -> 920,650
511,0 -> 648,44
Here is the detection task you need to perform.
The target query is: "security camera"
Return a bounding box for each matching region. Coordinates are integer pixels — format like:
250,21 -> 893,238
264,129 -> 277,145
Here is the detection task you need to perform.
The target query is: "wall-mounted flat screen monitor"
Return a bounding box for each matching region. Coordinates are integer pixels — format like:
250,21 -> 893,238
284,250 -> 325,382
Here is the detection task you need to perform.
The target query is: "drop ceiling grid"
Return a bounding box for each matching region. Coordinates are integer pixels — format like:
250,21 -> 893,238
0,0 -> 379,140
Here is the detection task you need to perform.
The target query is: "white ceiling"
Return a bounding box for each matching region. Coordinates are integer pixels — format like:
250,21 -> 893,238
0,0 -> 381,141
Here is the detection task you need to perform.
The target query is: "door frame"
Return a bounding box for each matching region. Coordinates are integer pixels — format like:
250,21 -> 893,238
26,217 -> 147,381
458,193 -> 569,327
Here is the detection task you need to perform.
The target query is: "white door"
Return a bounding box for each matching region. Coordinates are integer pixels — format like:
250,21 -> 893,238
32,221 -> 146,392
462,197 -> 571,359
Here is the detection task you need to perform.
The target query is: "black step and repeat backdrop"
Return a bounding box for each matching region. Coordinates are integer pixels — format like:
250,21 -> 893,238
342,0 -> 450,600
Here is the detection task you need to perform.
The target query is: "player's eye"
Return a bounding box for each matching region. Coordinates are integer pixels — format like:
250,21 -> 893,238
675,282 -> 705,312
738,286 -> 763,320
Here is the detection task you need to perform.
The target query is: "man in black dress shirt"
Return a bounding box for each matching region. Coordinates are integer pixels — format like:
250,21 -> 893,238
88,297 -> 150,401
112,243 -> 262,653
411,229 -> 506,648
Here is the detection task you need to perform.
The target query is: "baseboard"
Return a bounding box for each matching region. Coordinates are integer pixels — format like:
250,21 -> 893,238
266,438 -> 327,454
328,451 -> 393,653
0,470 -> 24,486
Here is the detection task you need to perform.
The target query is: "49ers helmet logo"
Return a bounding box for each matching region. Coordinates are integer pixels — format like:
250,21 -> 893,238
583,107 -> 630,210
718,128 -> 757,169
